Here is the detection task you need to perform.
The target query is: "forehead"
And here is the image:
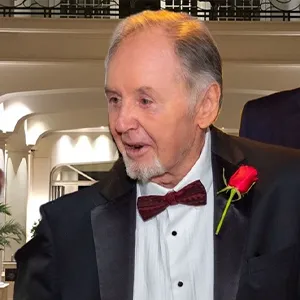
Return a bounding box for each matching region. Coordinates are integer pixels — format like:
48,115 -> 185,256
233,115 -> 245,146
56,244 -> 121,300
106,28 -> 181,87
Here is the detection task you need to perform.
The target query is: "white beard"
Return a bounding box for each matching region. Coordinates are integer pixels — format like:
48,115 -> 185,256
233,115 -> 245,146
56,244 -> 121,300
122,152 -> 165,183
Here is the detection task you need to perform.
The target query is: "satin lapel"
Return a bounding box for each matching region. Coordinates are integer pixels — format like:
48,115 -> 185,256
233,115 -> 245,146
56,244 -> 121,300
91,158 -> 136,300
211,127 -> 252,300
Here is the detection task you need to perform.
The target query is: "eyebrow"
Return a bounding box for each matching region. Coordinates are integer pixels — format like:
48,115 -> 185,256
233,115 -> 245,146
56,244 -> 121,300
104,86 -> 155,95
136,86 -> 155,94
104,86 -> 118,95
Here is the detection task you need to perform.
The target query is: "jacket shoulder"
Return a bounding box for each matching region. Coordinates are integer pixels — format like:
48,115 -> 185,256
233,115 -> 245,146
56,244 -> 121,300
40,182 -> 107,223
243,88 -> 300,110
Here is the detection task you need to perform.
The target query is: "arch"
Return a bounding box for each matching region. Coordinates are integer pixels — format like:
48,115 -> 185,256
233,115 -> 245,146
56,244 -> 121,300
0,87 -> 105,132
25,108 -> 109,146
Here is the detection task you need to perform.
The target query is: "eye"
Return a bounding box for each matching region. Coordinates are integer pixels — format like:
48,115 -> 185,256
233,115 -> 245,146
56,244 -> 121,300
109,97 -> 120,105
140,98 -> 152,106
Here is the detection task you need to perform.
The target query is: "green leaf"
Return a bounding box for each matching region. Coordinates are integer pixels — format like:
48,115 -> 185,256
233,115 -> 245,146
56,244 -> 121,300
0,203 -> 11,216
0,202 -> 26,249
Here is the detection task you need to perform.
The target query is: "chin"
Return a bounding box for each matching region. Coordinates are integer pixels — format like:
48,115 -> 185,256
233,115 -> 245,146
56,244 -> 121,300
123,155 -> 165,183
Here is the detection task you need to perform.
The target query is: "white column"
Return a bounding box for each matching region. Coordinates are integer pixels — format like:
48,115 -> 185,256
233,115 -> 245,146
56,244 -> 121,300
0,139 -> 6,279
0,139 -> 6,205
26,151 -> 51,242
4,150 -> 28,261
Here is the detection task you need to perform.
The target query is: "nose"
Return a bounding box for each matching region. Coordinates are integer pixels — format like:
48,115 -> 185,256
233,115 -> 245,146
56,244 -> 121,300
114,102 -> 138,134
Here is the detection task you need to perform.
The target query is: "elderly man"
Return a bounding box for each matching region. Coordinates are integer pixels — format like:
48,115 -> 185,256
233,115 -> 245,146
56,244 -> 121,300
14,10 -> 300,300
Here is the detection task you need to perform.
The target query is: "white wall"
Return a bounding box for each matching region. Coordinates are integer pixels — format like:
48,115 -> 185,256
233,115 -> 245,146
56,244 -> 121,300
26,156 -> 50,241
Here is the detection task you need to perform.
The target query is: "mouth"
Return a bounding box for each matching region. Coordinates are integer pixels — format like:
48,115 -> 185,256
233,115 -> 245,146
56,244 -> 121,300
123,143 -> 149,158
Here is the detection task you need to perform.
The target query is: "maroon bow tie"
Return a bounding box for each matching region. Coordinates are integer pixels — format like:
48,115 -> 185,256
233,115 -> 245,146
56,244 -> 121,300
137,180 -> 207,221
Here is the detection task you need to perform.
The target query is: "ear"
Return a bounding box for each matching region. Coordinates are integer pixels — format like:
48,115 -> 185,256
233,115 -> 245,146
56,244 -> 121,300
195,83 -> 221,129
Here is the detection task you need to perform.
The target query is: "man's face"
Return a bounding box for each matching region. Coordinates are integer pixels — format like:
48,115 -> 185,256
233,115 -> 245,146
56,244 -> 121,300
106,28 -> 204,183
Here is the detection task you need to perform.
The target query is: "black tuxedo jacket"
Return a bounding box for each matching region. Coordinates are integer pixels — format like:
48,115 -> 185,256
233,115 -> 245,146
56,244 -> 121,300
239,87 -> 300,149
14,127 -> 300,300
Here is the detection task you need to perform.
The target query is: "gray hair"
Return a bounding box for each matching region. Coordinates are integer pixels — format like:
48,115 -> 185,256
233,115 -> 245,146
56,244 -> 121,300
104,10 -> 223,107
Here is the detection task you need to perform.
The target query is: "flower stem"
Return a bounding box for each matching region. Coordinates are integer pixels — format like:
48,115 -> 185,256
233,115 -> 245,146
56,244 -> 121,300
215,188 -> 236,235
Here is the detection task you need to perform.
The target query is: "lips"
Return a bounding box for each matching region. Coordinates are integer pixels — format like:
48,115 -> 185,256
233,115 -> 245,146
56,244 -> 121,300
125,143 -> 144,149
123,142 -> 149,158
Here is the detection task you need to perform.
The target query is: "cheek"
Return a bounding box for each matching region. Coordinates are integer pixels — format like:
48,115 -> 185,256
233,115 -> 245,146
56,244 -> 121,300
108,120 -> 122,146
108,114 -> 118,133
113,138 -> 125,154
155,121 -> 193,154
154,129 -> 182,155
108,110 -> 116,123
154,135 -> 185,167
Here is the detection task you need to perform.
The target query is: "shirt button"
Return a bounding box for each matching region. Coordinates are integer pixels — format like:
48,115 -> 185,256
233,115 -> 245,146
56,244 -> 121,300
172,231 -> 177,236
178,281 -> 183,287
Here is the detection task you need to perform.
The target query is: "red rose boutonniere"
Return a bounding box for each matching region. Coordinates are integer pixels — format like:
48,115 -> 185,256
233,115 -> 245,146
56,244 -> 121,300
215,165 -> 258,235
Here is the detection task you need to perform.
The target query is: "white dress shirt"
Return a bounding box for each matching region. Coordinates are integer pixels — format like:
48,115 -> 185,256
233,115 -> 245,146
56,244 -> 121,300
133,130 -> 214,300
